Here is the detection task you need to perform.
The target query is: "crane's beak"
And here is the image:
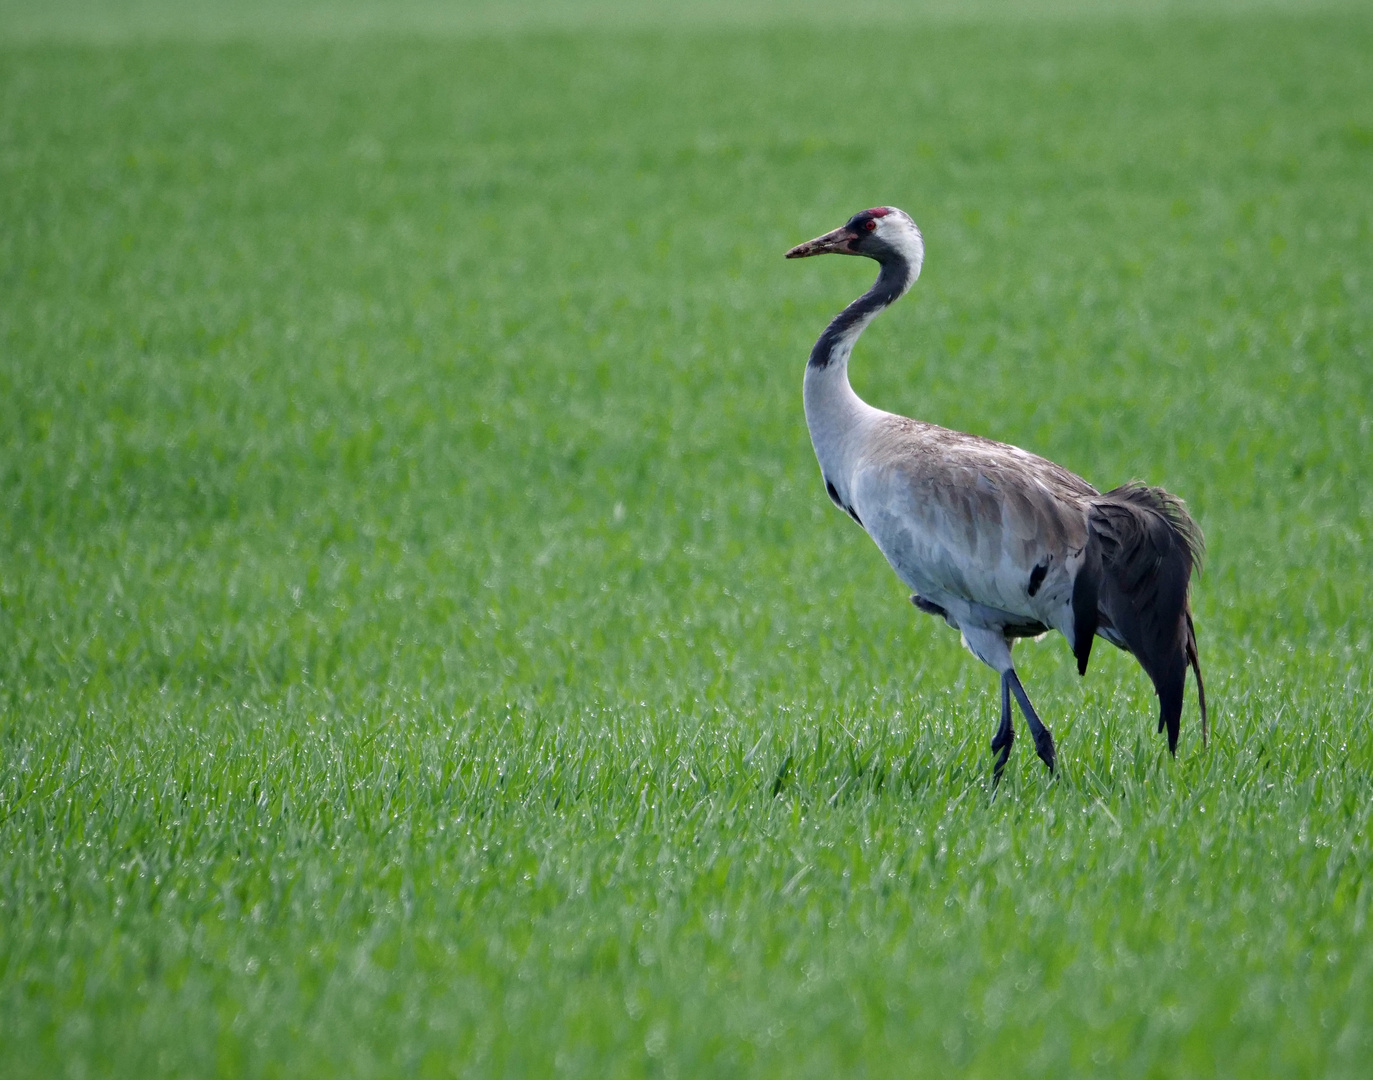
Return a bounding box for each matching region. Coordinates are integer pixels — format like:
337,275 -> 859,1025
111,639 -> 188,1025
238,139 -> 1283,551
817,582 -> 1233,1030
785,226 -> 859,258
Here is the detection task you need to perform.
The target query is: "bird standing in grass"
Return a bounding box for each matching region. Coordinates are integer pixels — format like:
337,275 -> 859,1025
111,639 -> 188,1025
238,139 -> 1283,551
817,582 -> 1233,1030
786,207 -> 1206,779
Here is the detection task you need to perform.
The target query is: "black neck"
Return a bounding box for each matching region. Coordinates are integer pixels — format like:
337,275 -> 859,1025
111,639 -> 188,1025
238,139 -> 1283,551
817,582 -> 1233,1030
807,256 -> 912,370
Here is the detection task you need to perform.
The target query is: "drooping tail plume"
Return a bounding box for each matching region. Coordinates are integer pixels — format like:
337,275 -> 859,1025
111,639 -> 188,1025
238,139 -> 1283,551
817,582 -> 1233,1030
1085,483 -> 1205,754
1185,609 -> 1208,748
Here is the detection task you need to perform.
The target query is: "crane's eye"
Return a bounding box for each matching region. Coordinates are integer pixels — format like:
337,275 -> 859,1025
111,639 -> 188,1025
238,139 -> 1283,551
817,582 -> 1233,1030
863,219 -> 878,231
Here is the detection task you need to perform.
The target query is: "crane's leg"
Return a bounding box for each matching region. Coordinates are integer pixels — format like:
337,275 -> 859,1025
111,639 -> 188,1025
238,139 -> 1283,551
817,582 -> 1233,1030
991,672 -> 1014,783
959,626 -> 1032,781
1007,670 -> 1055,773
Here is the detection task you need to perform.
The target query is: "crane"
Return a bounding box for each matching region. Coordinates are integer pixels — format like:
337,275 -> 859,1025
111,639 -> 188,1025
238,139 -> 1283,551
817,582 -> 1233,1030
786,206 -> 1206,779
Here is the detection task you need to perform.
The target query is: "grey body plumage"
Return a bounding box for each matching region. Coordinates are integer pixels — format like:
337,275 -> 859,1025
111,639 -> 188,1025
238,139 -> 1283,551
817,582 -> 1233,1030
787,207 -> 1206,778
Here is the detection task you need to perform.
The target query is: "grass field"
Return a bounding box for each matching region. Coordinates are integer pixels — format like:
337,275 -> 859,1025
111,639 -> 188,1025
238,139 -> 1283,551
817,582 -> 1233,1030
2,1 -> 1372,1076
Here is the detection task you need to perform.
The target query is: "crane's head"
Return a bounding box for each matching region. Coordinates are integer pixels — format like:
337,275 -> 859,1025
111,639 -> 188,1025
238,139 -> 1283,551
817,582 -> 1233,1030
785,207 -> 925,274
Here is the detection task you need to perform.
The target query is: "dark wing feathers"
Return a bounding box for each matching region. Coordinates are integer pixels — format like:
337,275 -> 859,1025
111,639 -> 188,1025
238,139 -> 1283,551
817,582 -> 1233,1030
1084,482 -> 1205,753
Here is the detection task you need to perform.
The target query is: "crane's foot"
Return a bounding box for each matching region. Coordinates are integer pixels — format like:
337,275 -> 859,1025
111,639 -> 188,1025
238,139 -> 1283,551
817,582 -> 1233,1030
991,726 -> 1014,784
1032,727 -> 1056,773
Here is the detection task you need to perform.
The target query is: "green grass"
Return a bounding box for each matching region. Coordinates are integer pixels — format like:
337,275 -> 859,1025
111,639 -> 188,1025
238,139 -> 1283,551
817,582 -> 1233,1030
2,3 -> 1372,1076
